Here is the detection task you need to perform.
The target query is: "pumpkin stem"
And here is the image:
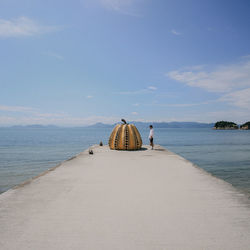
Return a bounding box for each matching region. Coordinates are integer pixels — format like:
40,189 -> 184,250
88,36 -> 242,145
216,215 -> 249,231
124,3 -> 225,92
121,119 -> 127,124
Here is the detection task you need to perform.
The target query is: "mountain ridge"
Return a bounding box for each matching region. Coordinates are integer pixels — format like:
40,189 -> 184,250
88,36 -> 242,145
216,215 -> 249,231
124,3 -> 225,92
1,122 -> 215,129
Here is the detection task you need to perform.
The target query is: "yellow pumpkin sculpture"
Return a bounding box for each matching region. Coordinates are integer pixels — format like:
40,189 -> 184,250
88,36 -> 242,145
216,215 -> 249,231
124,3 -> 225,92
109,119 -> 142,150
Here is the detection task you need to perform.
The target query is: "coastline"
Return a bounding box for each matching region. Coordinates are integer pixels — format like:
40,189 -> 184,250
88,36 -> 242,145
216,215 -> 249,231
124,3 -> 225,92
1,145 -> 250,249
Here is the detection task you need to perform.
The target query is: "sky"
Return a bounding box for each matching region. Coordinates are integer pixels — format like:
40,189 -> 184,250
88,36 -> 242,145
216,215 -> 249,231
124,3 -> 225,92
0,0 -> 250,126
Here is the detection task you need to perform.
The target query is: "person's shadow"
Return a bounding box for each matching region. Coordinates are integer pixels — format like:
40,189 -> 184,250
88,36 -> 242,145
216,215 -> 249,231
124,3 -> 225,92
153,148 -> 166,151
138,147 -> 148,151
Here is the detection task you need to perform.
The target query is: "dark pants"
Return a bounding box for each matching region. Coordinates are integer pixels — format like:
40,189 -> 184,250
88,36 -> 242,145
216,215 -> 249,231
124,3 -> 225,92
149,137 -> 153,146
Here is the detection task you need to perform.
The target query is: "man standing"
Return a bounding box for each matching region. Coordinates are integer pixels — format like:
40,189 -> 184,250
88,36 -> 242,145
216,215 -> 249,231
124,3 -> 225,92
149,125 -> 154,150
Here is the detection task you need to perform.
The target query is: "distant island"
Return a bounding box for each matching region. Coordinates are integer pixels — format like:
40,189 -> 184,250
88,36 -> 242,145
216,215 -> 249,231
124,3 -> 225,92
213,121 -> 250,130
213,121 -> 238,130
240,121 -> 250,130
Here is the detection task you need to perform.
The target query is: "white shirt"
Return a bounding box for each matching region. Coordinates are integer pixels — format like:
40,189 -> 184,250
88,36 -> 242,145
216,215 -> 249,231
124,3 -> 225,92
149,128 -> 154,139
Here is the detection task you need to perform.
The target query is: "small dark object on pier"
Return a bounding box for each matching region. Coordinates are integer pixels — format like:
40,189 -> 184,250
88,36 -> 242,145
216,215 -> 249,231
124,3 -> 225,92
99,141 -> 103,146
89,149 -> 93,155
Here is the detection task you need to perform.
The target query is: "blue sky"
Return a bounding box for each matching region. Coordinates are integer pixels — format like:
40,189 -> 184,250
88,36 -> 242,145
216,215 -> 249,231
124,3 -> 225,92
1,0 -> 250,126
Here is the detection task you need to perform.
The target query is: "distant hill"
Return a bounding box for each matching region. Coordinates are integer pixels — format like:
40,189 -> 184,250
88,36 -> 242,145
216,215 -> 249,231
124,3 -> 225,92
87,122 -> 214,129
9,125 -> 59,129
2,122 -> 214,129
85,122 -> 113,129
135,122 -> 214,128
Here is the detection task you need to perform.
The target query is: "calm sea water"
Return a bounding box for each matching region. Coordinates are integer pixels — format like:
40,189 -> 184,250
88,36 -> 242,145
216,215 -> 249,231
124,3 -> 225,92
0,127 -> 250,197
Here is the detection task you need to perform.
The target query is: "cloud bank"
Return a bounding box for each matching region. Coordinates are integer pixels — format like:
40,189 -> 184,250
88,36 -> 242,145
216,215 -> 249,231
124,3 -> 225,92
167,58 -> 250,110
219,88 -> 250,108
167,60 -> 250,93
0,105 -> 119,126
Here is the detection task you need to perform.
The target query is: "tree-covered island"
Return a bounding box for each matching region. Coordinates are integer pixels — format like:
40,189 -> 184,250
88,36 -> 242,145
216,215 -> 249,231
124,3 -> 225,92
240,121 -> 250,130
213,121 -> 239,129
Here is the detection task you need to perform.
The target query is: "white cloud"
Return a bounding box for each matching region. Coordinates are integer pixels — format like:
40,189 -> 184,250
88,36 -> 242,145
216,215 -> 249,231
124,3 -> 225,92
59,115 -> 118,125
167,59 -> 250,92
131,111 -> 138,115
147,86 -> 157,90
0,104 -> 119,126
154,102 -> 210,107
116,90 -> 144,95
0,104 -> 65,118
116,86 -> 157,95
86,95 -> 94,99
132,103 -> 140,106
219,88 -> 250,109
0,114 -> 119,126
0,105 -> 34,112
171,29 -> 181,35
0,17 -> 60,38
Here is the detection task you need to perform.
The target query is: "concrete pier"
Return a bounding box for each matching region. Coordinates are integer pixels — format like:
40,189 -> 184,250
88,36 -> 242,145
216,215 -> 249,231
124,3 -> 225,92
1,145 -> 250,250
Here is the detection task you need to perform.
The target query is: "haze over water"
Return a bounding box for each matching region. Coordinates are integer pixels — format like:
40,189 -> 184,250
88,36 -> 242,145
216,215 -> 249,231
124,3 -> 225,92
0,127 -> 250,197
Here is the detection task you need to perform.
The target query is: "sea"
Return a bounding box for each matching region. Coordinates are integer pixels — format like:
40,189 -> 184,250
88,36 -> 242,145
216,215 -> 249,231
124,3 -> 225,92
0,126 -> 250,197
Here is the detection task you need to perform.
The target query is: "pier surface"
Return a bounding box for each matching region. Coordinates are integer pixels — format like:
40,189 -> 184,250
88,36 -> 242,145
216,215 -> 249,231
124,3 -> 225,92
1,145 -> 250,250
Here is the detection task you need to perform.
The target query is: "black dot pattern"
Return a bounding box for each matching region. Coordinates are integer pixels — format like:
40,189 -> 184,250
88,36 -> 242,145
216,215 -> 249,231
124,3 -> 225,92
109,124 -> 142,150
